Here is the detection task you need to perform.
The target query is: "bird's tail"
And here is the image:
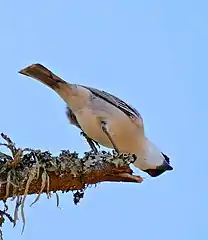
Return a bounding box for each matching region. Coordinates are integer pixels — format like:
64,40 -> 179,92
19,63 -> 68,91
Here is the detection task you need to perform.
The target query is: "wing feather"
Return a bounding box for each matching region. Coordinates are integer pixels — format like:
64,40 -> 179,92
81,85 -> 143,124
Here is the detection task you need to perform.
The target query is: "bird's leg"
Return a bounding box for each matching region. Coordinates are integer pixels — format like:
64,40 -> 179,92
80,131 -> 100,153
66,107 -> 100,153
100,120 -> 120,154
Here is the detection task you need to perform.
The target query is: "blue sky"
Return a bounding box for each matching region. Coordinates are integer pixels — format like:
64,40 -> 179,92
0,1 -> 206,239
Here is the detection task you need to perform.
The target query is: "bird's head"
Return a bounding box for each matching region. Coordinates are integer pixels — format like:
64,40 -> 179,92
143,139 -> 173,177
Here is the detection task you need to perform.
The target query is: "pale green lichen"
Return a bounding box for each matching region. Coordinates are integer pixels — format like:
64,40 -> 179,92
0,133 -> 136,234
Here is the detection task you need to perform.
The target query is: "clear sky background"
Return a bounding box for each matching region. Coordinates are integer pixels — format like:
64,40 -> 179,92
0,1 -> 206,240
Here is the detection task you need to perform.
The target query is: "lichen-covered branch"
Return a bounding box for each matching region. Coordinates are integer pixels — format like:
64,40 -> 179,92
0,134 -> 143,199
0,133 -> 143,234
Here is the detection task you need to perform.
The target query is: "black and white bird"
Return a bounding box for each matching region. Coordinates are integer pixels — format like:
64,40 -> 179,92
19,63 -> 173,177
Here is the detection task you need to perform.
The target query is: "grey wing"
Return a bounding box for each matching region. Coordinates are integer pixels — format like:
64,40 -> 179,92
81,85 -> 143,124
66,107 -> 81,129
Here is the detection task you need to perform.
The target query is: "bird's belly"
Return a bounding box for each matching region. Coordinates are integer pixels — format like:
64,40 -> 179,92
75,108 -> 142,153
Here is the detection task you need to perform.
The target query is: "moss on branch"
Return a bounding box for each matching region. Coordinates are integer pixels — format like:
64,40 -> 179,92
0,133 -> 143,234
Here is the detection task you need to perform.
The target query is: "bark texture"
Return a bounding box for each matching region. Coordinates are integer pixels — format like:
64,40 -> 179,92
0,133 -> 143,233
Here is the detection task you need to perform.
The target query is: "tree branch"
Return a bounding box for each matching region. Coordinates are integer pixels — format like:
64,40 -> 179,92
0,133 -> 143,233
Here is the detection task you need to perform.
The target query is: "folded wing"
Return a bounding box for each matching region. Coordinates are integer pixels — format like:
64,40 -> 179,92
81,85 -> 143,126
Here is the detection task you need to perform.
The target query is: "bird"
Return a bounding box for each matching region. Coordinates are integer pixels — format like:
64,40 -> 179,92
19,63 -> 173,177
